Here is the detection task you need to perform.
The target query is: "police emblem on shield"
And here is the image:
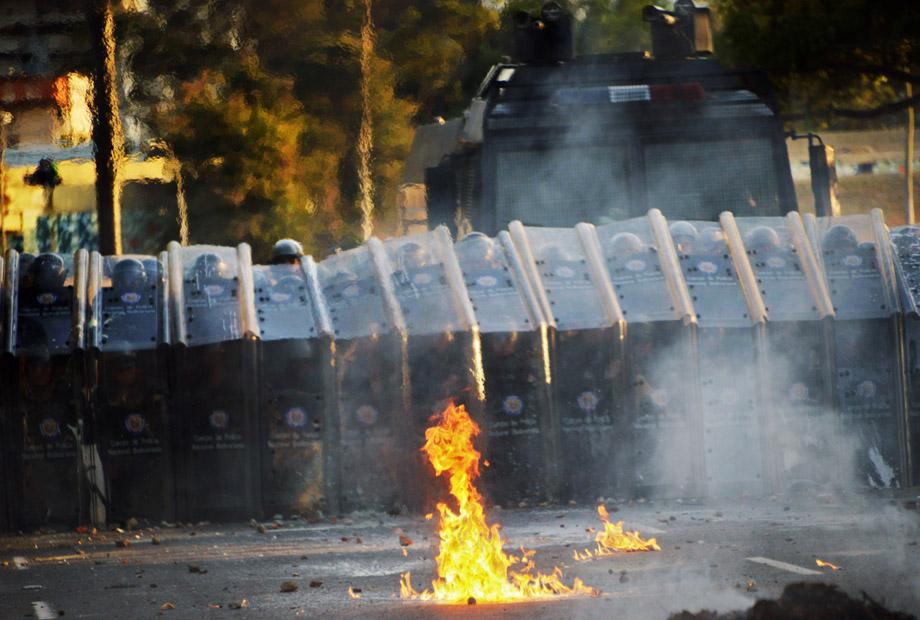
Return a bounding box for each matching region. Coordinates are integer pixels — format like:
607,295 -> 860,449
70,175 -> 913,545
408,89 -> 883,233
285,407 -> 308,429
843,255 -> 863,267
698,260 -> 718,275
577,390 -> 599,413
857,380 -> 877,399
124,413 -> 147,435
412,272 -> 432,285
355,405 -> 379,426
476,275 -> 498,288
766,256 -> 786,269
204,284 -> 225,296
270,291 -> 292,303
39,417 -> 60,438
502,395 -> 524,416
37,292 -> 58,305
120,292 -> 142,304
343,284 -> 360,298
790,382 -> 808,401
625,258 -> 646,272
554,266 -> 576,279
209,410 -> 229,430
651,389 -> 670,408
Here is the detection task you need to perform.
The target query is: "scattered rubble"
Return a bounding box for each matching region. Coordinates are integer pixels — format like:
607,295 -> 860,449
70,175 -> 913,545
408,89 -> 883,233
280,581 -> 299,593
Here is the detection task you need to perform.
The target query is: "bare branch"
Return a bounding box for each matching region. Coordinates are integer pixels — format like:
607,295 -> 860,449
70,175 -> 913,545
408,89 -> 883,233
832,94 -> 920,118
828,63 -> 920,86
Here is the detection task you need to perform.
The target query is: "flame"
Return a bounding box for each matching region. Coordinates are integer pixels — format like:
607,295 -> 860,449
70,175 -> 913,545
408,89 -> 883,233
816,559 -> 840,571
348,586 -> 362,599
400,403 -> 595,603
573,505 -> 661,561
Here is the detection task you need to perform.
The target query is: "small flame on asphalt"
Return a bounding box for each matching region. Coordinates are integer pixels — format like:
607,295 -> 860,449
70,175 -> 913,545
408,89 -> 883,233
816,559 -> 841,571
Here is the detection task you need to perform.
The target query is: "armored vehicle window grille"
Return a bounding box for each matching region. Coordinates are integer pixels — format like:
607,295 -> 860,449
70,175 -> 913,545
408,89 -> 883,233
643,138 -> 779,221
495,145 -> 630,227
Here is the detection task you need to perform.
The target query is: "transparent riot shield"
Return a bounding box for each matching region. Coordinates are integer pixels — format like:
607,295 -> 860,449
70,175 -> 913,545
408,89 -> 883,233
87,252 -> 174,524
378,228 -> 480,511
0,253 -> 7,532
734,215 -> 838,492
319,245 -> 405,511
453,231 -> 556,505
811,213 -> 906,489
509,222 -> 623,502
667,219 -> 765,496
252,256 -> 337,517
595,213 -> 704,498
891,225 -> 920,487
3,250 -> 88,528
167,243 -> 260,521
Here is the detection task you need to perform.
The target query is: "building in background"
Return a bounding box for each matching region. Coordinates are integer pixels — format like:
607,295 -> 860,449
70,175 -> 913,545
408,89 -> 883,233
0,0 -> 177,255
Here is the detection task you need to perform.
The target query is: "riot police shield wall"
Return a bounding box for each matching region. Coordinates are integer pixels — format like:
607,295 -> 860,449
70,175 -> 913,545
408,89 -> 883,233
3,250 -> 87,527
735,215 -> 837,492
812,214 -> 906,488
454,231 -> 556,505
668,219 -> 765,496
252,256 -> 336,517
510,223 -> 621,501
168,243 -> 260,521
318,246 -> 404,511
379,229 -> 479,511
595,216 -> 702,498
88,253 -> 174,524
891,225 -> 920,487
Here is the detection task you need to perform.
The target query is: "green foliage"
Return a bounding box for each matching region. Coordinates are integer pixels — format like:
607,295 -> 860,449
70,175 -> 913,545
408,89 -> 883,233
714,0 -> 920,128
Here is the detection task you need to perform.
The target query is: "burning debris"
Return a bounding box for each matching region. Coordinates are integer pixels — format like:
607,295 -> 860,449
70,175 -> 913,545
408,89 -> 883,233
399,403 -> 596,603
573,504 -> 661,561
815,559 -> 841,571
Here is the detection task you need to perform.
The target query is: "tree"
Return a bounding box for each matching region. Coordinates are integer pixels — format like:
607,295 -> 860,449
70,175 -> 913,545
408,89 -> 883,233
714,0 -> 920,124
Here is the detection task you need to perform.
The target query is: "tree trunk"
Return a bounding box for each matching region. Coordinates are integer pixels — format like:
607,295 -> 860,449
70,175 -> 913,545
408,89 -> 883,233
906,82 -> 915,225
88,0 -> 123,255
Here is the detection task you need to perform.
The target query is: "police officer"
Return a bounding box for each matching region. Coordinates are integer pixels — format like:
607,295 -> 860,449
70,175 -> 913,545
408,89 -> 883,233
270,239 -> 304,266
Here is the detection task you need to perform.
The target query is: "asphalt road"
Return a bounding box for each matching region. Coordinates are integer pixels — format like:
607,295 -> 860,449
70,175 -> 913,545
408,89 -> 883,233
2,494 -> 918,619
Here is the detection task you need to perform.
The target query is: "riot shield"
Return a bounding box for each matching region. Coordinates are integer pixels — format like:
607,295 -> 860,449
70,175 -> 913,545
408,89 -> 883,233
0,253 -> 7,531
594,212 -> 703,498
734,214 -> 837,492
167,243 -> 260,521
3,249 -> 88,528
252,255 -> 337,517
891,225 -> 920,487
667,218 -> 765,496
453,231 -> 556,505
377,228 -> 480,511
812,213 -> 907,488
318,245 -> 405,511
87,252 -> 174,524
510,222 -> 623,502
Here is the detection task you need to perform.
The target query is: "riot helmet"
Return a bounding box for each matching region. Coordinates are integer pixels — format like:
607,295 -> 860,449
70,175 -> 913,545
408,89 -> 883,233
271,238 -> 304,265
192,252 -> 231,282
822,225 -> 858,253
745,226 -> 781,254
112,258 -> 147,294
697,228 -> 726,254
142,258 -> 160,280
398,242 -> 430,271
457,232 -> 496,266
608,232 -> 645,256
30,253 -> 66,292
669,221 -> 698,254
